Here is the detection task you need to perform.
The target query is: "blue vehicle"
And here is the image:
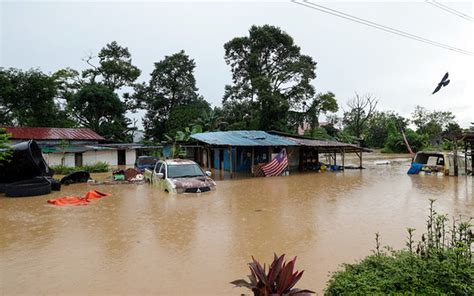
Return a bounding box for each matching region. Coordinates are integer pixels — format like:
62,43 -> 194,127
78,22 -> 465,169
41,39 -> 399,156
135,156 -> 160,172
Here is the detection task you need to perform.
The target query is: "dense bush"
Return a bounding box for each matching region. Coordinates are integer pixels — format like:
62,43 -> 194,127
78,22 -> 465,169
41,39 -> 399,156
51,161 -> 110,175
325,200 -> 473,295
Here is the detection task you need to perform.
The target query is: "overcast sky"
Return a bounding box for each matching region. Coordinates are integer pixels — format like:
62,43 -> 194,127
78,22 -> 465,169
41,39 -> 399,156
1,0 -> 473,128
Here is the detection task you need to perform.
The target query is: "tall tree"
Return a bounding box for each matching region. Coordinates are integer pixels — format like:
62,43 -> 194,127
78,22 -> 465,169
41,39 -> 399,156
83,41 -> 141,92
223,25 -> 317,131
137,50 -> 201,141
68,83 -> 132,142
0,68 -> 74,127
342,93 -> 378,139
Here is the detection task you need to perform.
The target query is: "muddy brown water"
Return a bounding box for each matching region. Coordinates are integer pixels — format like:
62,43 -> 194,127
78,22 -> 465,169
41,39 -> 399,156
1,154 -> 472,295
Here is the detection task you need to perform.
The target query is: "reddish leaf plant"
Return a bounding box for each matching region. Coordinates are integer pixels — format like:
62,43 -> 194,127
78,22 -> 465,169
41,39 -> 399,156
231,254 -> 314,296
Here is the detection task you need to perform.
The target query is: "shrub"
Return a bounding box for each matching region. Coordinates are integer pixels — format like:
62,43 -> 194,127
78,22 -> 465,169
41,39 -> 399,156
51,161 -> 110,175
325,200 -> 473,295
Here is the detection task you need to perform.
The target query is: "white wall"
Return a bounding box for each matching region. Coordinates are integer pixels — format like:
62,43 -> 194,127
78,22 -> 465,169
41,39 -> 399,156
43,149 -> 138,167
83,150 -> 117,166
43,153 -> 74,166
125,149 -> 136,166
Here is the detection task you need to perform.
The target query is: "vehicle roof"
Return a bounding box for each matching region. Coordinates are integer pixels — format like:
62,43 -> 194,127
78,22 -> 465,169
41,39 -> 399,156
160,159 -> 197,165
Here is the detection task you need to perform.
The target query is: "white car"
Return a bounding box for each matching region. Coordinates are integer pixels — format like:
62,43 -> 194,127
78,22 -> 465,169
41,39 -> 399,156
144,159 -> 216,194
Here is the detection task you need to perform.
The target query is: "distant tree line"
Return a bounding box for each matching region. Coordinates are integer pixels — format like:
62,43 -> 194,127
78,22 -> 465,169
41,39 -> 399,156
0,25 -> 468,152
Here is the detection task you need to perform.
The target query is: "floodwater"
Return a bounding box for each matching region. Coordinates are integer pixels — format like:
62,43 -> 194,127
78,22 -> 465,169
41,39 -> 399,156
1,154 -> 472,295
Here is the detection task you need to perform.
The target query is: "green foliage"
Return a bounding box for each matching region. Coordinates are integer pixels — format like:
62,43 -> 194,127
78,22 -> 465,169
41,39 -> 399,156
412,105 -> 457,142
325,201 -> 473,295
231,254 -> 314,296
0,128 -> 12,162
68,83 -> 132,142
383,126 -> 427,153
164,125 -> 202,158
305,92 -> 338,138
364,111 -> 406,148
138,50 -> 201,141
194,107 -> 228,132
166,97 -> 211,137
0,68 -> 75,127
223,25 -> 317,132
51,161 -> 110,175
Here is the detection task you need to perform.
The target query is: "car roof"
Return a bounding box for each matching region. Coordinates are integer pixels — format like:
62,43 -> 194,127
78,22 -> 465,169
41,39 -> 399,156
161,159 -> 197,165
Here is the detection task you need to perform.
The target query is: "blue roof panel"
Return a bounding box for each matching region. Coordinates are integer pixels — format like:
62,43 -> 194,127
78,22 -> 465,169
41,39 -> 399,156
191,131 -> 297,146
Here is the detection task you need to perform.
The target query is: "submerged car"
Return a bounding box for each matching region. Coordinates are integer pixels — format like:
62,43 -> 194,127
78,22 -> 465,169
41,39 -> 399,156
408,151 -> 472,176
135,156 -> 160,172
144,159 -> 216,194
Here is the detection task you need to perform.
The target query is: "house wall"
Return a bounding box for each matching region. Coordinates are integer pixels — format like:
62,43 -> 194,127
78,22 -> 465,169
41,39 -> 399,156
43,149 -> 137,167
43,153 -> 75,167
83,150 -> 117,166
125,149 -> 136,166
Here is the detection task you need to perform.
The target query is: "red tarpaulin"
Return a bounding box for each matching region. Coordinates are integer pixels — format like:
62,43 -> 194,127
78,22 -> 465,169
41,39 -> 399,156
47,190 -> 111,206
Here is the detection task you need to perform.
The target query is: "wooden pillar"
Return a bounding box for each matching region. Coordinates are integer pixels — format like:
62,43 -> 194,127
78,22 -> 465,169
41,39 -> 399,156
334,152 -> 337,167
453,138 -> 459,176
251,147 -> 255,174
229,145 -> 233,179
360,151 -> 363,169
341,148 -> 345,170
464,142 -> 468,176
207,148 -> 211,169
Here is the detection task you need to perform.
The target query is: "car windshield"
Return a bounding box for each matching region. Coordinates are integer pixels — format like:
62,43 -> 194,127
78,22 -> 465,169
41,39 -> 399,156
138,157 -> 159,165
167,164 -> 204,178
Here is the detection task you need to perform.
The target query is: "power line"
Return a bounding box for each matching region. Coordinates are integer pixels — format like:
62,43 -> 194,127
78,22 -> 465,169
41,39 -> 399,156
426,1 -> 474,22
291,0 -> 473,56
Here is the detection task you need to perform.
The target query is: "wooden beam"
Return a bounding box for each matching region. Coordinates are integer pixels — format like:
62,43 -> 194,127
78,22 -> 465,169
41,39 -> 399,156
341,148 -> 345,170
229,146 -> 233,179
251,147 -> 255,174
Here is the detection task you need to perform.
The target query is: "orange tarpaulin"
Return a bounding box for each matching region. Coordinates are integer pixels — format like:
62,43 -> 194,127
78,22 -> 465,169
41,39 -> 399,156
47,190 -> 111,206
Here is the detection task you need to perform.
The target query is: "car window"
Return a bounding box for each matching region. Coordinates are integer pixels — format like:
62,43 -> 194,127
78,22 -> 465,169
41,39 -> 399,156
167,164 -> 204,178
155,162 -> 163,173
159,163 -> 166,177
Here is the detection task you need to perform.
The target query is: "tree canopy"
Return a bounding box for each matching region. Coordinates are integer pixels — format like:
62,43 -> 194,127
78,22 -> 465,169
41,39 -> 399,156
137,50 -> 202,141
68,83 -> 131,142
0,68 -> 74,127
223,25 -> 317,131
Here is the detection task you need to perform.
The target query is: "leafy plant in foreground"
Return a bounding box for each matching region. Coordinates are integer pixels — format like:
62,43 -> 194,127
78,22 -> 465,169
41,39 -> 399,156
325,200 -> 473,295
231,254 -> 314,296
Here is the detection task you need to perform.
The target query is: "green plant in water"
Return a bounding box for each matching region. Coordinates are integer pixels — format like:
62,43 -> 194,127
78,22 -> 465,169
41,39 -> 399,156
231,254 -> 314,296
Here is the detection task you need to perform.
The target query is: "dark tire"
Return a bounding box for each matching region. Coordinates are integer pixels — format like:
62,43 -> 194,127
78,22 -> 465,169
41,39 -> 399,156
45,177 -> 61,191
0,182 -> 8,193
60,171 -> 90,185
5,177 -> 52,197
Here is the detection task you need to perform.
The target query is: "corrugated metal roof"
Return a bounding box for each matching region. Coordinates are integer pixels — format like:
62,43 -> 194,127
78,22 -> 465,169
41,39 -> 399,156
2,127 -> 105,141
285,136 -> 371,152
191,131 -> 297,146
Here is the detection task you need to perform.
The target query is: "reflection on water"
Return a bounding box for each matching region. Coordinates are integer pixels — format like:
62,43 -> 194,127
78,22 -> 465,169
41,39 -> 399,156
0,161 -> 472,295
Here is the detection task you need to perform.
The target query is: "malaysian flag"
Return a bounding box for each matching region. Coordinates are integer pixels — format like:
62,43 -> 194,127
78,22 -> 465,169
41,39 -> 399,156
261,149 -> 288,177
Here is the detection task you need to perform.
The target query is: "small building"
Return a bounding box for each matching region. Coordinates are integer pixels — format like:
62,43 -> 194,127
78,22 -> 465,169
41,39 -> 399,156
190,130 -> 370,177
2,127 -> 145,167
